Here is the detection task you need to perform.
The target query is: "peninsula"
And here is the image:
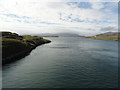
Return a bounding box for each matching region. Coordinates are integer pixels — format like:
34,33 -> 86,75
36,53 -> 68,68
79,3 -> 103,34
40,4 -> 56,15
82,32 -> 120,41
1,31 -> 51,65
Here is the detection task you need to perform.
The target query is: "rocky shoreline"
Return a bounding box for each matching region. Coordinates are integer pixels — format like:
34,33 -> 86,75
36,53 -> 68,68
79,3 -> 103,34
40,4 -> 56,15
1,31 -> 51,65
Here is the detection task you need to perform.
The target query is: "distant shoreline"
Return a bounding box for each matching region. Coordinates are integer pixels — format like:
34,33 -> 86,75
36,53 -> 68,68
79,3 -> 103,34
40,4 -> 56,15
81,32 -> 120,41
41,36 -> 59,37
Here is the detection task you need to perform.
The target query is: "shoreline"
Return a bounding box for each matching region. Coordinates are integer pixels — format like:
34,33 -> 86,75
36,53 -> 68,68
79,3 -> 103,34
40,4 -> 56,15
2,41 -> 50,65
1,31 -> 51,65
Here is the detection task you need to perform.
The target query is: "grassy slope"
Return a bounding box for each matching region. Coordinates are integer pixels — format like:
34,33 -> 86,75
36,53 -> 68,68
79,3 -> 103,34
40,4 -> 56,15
1,31 -> 51,64
83,32 -> 120,41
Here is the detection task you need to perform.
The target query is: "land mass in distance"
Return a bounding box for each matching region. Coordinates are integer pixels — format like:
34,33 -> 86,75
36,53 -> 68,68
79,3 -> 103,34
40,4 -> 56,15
81,32 -> 120,41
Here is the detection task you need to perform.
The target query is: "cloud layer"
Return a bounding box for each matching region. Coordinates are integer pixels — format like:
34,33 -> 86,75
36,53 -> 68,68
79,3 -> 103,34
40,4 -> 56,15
0,0 -> 118,35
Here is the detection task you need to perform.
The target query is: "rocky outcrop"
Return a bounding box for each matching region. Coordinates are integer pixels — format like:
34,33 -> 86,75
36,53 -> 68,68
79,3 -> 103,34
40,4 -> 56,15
1,31 -> 51,65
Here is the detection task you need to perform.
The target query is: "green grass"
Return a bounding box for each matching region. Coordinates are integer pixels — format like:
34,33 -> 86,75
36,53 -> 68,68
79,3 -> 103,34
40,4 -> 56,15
23,35 -> 43,40
1,31 -> 51,60
83,32 -> 120,41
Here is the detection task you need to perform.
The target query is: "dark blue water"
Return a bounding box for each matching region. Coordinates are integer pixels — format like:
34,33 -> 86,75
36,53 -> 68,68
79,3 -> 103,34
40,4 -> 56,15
3,37 -> 118,88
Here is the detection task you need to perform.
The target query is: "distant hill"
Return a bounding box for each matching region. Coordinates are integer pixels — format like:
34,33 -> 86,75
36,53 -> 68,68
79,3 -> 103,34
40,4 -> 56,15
33,33 -> 81,37
55,33 -> 80,37
33,33 -> 59,37
83,32 -> 120,41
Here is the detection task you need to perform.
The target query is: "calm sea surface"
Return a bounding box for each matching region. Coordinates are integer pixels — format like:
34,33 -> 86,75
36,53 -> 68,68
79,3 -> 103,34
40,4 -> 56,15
3,37 -> 118,88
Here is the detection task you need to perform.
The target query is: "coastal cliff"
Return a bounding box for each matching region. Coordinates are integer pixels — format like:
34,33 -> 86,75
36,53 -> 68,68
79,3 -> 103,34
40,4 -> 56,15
1,31 -> 51,65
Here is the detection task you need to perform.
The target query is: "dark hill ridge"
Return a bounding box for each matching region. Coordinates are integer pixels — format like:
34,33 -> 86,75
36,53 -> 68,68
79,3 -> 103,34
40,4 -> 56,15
33,32 -> 81,37
34,33 -> 59,37
1,31 -> 51,65
55,33 -> 80,37
83,32 -> 120,41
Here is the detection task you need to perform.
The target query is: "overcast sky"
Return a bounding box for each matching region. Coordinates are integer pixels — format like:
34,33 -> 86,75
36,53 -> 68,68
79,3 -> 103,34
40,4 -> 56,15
0,0 -> 118,35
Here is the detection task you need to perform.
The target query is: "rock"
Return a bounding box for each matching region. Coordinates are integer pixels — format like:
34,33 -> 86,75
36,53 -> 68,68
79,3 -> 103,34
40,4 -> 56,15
1,31 -> 51,65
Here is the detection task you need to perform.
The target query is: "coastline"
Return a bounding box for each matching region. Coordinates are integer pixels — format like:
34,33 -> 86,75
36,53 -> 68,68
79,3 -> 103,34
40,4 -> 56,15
1,32 -> 51,65
81,32 -> 120,41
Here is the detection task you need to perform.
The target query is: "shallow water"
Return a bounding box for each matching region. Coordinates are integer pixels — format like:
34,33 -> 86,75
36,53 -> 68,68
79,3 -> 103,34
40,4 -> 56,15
3,37 -> 118,88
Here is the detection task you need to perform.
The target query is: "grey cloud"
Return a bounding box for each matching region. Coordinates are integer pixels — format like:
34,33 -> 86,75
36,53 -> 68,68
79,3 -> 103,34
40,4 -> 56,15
100,26 -> 118,32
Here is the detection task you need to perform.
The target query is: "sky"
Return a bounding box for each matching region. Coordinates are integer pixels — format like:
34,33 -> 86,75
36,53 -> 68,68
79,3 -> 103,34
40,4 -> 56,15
0,0 -> 119,36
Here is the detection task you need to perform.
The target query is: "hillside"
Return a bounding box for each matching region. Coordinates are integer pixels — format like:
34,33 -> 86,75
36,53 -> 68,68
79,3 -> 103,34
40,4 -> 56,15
55,33 -> 80,37
33,33 -> 59,37
33,32 -> 81,37
1,31 -> 51,65
83,32 -> 120,41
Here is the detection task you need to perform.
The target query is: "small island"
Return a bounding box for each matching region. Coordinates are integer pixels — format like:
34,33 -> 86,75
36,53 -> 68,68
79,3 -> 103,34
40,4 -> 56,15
1,31 -> 51,65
